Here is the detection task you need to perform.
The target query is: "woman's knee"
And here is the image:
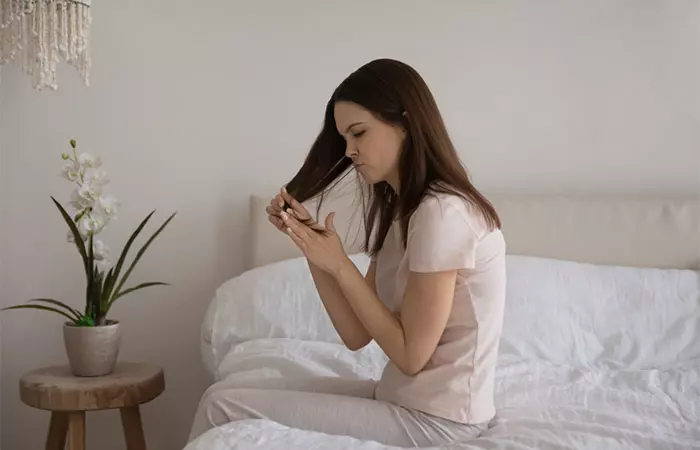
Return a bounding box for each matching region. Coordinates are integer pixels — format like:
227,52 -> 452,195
199,388 -> 235,425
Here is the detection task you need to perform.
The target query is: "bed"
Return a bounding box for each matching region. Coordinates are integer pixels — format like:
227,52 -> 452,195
185,190 -> 700,450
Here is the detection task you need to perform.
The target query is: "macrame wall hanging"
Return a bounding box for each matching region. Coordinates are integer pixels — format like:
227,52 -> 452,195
0,0 -> 91,90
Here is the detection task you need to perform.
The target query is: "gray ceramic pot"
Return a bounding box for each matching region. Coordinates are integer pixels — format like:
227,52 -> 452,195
63,320 -> 121,377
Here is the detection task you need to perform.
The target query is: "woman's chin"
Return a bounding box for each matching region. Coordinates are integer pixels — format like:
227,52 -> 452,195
356,167 -> 385,185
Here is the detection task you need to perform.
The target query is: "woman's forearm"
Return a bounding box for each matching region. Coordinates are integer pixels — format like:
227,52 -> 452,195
330,259 -> 415,374
308,260 -> 372,350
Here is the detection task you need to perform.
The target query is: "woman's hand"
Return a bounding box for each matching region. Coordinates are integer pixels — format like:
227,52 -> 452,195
280,207 -> 351,275
266,191 -> 286,232
266,187 -> 319,233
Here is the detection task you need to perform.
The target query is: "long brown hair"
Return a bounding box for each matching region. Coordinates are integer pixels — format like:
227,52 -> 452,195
284,58 -> 500,257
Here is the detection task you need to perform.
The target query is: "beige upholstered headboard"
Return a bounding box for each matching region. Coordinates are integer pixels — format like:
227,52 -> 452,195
247,191 -> 700,271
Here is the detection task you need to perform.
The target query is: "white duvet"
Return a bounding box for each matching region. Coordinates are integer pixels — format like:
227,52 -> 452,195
185,255 -> 700,450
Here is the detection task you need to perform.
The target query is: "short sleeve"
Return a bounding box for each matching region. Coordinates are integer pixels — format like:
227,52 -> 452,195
407,196 -> 479,272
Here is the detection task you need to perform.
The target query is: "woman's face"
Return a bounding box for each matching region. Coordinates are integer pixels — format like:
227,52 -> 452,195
334,101 -> 405,190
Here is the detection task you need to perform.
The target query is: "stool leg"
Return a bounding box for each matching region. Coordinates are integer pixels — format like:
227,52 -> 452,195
67,412 -> 85,450
120,406 -> 147,450
46,412 -> 68,450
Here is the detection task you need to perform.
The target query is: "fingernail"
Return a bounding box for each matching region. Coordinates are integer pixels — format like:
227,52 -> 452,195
280,211 -> 288,220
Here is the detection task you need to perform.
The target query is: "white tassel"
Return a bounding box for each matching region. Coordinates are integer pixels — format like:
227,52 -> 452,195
0,0 -> 91,90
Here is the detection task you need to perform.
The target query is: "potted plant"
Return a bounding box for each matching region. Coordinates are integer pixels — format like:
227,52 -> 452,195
3,139 -> 176,377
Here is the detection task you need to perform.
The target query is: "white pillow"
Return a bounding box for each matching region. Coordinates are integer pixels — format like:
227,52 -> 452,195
201,253 -> 371,374
201,252 -> 700,375
501,255 -> 700,369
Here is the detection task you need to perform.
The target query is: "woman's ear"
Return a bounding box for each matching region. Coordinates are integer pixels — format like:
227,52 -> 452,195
400,111 -> 409,136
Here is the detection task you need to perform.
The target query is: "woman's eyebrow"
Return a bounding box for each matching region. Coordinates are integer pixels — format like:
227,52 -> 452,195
345,121 -> 366,133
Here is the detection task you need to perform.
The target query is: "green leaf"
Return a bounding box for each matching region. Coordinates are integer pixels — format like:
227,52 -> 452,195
28,299 -> 82,321
51,197 -> 88,276
75,316 -> 95,327
86,232 -> 95,320
110,211 -> 176,304
108,282 -> 169,308
1,304 -> 78,323
104,210 -> 156,303
92,269 -> 104,322
101,268 -> 114,312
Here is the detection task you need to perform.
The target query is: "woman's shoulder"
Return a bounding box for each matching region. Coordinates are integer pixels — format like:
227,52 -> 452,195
412,190 -> 492,238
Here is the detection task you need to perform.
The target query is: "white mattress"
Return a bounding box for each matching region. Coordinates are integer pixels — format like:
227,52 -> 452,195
185,339 -> 699,450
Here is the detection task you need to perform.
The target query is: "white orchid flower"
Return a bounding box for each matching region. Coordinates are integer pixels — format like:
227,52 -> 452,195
78,213 -> 106,236
92,239 -> 111,270
77,216 -> 91,236
69,183 -> 102,210
61,162 -> 81,182
84,169 -> 109,187
78,152 -> 102,169
92,239 -> 106,257
96,196 -> 119,218
92,239 -> 109,260
69,191 -> 91,210
57,146 -> 121,275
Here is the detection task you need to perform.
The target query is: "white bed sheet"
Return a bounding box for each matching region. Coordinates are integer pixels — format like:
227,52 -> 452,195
189,254 -> 700,449
185,338 -> 700,450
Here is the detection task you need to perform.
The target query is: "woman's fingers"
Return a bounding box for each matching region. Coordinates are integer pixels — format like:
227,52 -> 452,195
276,194 -> 285,209
265,204 -> 279,216
269,196 -> 284,215
280,188 -> 311,220
268,214 -> 285,231
268,188 -> 314,235
285,224 -> 307,249
281,210 -> 310,242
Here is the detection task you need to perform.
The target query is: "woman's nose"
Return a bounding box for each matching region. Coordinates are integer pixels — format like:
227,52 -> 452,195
345,143 -> 358,159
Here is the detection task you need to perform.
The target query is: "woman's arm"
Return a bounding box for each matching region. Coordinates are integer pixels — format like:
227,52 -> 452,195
278,198 -> 462,374
266,189 -> 374,351
308,260 -> 375,351
330,260 -> 456,376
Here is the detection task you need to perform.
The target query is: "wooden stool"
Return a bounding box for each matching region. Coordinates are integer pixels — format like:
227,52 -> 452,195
19,362 -> 165,450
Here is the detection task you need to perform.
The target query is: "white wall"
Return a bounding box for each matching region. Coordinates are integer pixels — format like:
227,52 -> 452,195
0,70 -> 4,446
1,1 -> 698,448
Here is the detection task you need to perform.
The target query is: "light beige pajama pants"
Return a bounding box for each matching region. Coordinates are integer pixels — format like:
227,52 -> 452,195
188,376 -> 489,447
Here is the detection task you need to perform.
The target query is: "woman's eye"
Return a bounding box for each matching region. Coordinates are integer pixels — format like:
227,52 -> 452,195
353,130 -> 365,138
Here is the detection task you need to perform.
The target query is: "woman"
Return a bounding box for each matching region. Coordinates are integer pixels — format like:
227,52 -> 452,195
189,58 -> 506,447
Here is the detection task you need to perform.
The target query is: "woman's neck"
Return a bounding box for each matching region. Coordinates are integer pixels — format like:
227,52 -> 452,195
385,168 -> 400,192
